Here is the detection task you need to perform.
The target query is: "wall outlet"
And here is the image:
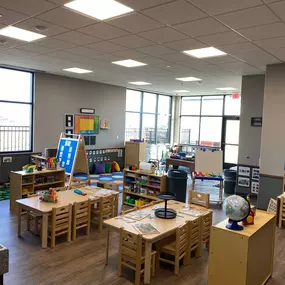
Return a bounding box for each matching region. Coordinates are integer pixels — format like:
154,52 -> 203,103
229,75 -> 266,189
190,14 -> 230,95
3,157 -> 12,163
116,135 -> 120,140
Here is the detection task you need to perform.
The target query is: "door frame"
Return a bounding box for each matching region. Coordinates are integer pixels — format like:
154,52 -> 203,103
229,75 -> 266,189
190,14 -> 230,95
221,116 -> 240,169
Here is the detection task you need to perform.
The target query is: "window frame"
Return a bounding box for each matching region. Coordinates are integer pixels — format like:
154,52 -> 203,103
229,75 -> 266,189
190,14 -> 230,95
0,66 -> 34,154
125,89 -> 173,144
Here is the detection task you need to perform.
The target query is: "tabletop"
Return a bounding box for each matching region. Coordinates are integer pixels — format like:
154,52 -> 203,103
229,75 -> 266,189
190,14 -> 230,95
104,201 -> 212,241
16,186 -> 118,213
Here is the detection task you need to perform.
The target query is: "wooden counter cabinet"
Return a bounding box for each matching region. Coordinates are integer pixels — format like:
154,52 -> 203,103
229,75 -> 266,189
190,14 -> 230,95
208,210 -> 276,285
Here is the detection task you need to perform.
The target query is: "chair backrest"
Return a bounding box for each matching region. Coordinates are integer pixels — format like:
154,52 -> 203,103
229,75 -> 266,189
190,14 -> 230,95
52,204 -> 72,235
189,190 -> 210,209
119,227 -> 142,265
121,207 -> 137,215
189,218 -> 201,251
113,194 -> 119,217
73,199 -> 91,225
100,195 -> 114,217
175,222 -> 189,255
201,212 -> 213,243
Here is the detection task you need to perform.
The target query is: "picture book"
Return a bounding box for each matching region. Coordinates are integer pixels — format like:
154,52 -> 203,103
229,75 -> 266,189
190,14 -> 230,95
124,211 -> 150,221
133,222 -> 160,235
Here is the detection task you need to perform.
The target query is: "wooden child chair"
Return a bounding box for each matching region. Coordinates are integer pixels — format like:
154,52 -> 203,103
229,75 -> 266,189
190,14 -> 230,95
91,195 -> 114,232
118,227 -> 156,285
72,199 -> 91,240
156,221 -> 189,275
27,193 -> 41,235
113,193 -> 119,217
188,190 -> 210,209
48,204 -> 72,248
201,212 -> 213,250
187,218 -> 202,261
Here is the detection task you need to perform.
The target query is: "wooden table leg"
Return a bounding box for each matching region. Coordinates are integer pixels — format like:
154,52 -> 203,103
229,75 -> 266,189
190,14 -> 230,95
41,214 -> 48,249
17,205 -> 22,237
105,227 -> 109,265
144,241 -> 152,284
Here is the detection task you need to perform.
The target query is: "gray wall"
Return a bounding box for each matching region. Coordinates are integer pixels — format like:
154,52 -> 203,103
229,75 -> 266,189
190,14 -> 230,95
34,73 -> 126,152
238,75 -> 265,166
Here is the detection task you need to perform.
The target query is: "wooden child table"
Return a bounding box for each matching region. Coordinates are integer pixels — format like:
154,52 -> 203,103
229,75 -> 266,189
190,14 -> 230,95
104,200 -> 212,284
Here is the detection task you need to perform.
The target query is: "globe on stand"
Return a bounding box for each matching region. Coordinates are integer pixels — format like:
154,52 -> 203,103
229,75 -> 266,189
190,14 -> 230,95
223,195 -> 251,231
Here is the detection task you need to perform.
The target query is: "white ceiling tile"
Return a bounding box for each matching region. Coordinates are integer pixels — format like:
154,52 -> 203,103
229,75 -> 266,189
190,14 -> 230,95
137,56 -> 172,65
48,50 -> 90,63
0,38 -> 23,50
93,54 -> 126,63
65,46 -> 105,58
117,0 -> 174,10
157,51 -> 196,62
221,62 -> 264,75
197,31 -> 247,46
36,37 -> 77,50
110,35 -> 155,48
238,22 -> 285,41
234,49 -> 281,66
142,0 -> 207,26
136,45 -> 175,56
87,41 -> 127,53
111,49 -> 147,59
53,31 -> 100,45
266,47 -> 285,61
77,23 -> 129,40
0,48 -> 39,58
203,55 -> 240,65
15,18 -> 69,37
269,1 -> 285,21
263,0 -> 284,2
139,27 -> 187,43
0,7 -> 28,25
188,0 -> 263,16
217,6 -> 279,30
217,42 -> 260,54
37,7 -> 97,29
106,13 -> 164,33
255,37 -> 285,50
0,0 -> 57,16
47,0 -> 69,4
164,38 -> 207,51
17,43 -> 56,55
174,18 -> 229,38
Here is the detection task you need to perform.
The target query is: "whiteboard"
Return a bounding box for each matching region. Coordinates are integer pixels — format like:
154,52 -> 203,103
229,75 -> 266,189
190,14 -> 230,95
195,149 -> 223,174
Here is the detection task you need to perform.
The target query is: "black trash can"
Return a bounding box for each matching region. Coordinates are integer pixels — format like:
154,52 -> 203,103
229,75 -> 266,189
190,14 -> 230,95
223,167 -> 237,195
167,169 -> 188,202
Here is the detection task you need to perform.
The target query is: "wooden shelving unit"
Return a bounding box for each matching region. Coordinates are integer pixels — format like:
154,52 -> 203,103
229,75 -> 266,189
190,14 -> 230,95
123,169 -> 167,207
10,169 -> 65,213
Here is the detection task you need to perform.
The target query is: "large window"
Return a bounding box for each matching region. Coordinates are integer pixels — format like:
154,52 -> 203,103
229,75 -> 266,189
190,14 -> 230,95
180,94 -> 241,164
125,90 -> 172,144
0,67 -> 34,153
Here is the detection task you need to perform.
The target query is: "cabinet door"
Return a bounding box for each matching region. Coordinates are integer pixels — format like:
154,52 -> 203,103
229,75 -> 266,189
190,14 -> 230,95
125,143 -> 139,167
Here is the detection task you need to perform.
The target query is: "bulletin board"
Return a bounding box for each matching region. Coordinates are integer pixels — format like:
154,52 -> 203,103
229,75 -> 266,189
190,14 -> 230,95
74,114 -> 99,134
195,149 -> 223,175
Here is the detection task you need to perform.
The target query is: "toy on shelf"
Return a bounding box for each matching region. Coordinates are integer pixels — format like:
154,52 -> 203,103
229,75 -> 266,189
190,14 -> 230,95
23,164 -> 36,173
39,188 -> 58,203
243,195 -> 255,226
45,157 -> 58,170
129,165 -> 138,171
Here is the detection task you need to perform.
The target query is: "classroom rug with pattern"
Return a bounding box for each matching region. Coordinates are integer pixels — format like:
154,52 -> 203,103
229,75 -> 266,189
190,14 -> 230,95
73,172 -> 123,192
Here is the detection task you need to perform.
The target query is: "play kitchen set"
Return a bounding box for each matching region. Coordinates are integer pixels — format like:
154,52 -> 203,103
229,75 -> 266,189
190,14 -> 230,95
123,161 -> 167,207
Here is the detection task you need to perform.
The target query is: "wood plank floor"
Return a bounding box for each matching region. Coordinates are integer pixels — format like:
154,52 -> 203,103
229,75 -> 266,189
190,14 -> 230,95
1,197 -> 285,285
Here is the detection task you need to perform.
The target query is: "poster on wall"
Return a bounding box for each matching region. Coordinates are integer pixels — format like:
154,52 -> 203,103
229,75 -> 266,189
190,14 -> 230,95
251,181 -> 259,194
65,114 -> 74,128
238,177 -> 250,187
74,114 -> 99,135
238,166 -> 250,177
252,168 -> 260,180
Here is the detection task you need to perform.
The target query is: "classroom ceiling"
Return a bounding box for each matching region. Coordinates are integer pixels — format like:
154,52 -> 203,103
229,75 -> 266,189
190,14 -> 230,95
0,0 -> 285,95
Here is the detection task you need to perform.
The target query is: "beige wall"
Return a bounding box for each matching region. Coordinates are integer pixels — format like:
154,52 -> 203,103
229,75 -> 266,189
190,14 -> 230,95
260,64 -> 285,176
34,73 -> 126,152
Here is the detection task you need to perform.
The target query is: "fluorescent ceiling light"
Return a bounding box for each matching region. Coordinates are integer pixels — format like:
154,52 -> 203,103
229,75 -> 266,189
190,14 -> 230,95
129,81 -> 151,85
64,0 -> 133,20
176,77 -> 202,82
216,87 -> 236,91
173,90 -> 190,93
63,67 -> 93,74
183,47 -> 227,58
112,59 -> 147,67
0,26 -> 46,42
